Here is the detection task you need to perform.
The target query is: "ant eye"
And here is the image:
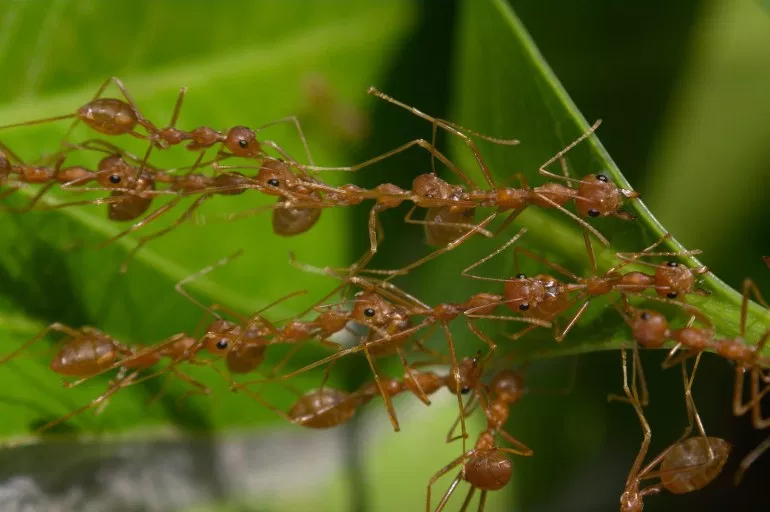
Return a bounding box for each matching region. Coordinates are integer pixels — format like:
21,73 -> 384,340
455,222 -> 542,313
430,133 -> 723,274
519,303 -> 530,311
460,386 -> 471,394
587,209 -> 600,218
109,175 -> 121,184
267,178 -> 280,187
640,312 -> 650,321
667,292 -> 678,299
364,308 -> 375,317
666,261 -> 679,268
238,139 -> 248,148
216,339 -> 229,350
597,174 -> 608,182
516,273 -> 526,279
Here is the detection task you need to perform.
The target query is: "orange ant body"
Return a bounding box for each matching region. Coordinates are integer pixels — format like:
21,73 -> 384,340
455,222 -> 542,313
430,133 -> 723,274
263,260 -> 548,433
0,323 -> 204,433
0,77 -> 315,166
620,278 -> 770,483
239,356 -> 485,432
365,87 -> 640,241
459,229 -> 709,342
615,348 -> 730,512
428,368 -> 531,512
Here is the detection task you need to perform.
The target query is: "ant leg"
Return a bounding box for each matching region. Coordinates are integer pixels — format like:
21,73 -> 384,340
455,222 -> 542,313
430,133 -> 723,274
459,486 -> 477,512
119,194 -> 214,273
533,192 -> 609,246
556,298 -> 591,342
537,120 -> 602,183
680,353 -> 713,458
255,116 -> 315,166
461,227 -> 528,283
618,348 -> 653,490
513,246 -> 580,281
446,395 -> 478,443
361,346 -> 399,431
466,319 -> 498,362
367,212 -> 498,279
368,86 -> 519,189
301,138 -> 477,189
497,430 -> 534,456
36,371 -> 139,433
0,322 -> 84,365
174,249 -> 244,318
402,205 -> 494,239
441,322 -> 468,456
427,461 -> 464,512
742,279 -> 770,337
736,435 -> 770,485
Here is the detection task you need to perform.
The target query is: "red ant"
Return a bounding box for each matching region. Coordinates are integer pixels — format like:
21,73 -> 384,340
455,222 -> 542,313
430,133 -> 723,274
458,228 -> 709,342
0,323 -> 207,433
614,348 -> 730,512
260,258 -> 548,433
366,87 -> 640,242
619,277 -> 770,483
0,139 -> 179,220
236,355 -> 485,436
427,366 -> 532,512
0,77 -> 316,166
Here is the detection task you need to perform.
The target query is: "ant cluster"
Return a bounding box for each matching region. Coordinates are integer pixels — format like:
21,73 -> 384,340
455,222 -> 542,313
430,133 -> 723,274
0,77 -> 767,511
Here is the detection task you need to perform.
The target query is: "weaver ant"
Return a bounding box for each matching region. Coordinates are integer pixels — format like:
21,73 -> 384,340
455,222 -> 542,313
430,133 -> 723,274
0,77 -> 316,166
367,87 -> 640,242
614,348 -> 730,512
427,364 -> 532,512
459,228 -> 709,342
0,323 -> 207,433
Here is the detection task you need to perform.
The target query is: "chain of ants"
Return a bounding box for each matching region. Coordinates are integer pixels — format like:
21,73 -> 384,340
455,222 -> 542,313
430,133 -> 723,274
0,77 -> 767,510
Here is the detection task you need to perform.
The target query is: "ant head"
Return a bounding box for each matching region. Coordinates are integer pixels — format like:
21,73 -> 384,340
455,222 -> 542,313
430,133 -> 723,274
452,355 -> 484,394
575,173 -> 635,219
503,277 -> 539,313
629,308 -> 668,348
352,291 -> 392,326
255,159 -> 297,195
490,370 -> 526,404
654,261 -> 697,299
224,126 -> 260,158
202,319 -> 239,354
96,154 -> 135,189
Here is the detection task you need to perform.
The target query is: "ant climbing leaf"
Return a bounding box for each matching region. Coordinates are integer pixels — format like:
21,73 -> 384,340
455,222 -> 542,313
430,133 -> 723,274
409,0 -> 770,363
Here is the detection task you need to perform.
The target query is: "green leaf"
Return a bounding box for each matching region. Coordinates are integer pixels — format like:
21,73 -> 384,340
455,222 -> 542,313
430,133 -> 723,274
403,0 -> 770,362
0,0 -> 417,441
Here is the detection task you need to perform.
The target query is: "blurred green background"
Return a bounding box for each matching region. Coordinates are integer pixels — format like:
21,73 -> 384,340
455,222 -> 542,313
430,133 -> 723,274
0,0 -> 769,511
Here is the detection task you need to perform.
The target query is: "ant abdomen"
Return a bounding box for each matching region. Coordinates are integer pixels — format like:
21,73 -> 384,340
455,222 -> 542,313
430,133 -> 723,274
273,204 -> 322,236
50,336 -> 119,376
659,437 -> 730,494
289,388 -> 356,429
77,98 -> 139,136
464,451 -> 512,491
423,205 -> 476,247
